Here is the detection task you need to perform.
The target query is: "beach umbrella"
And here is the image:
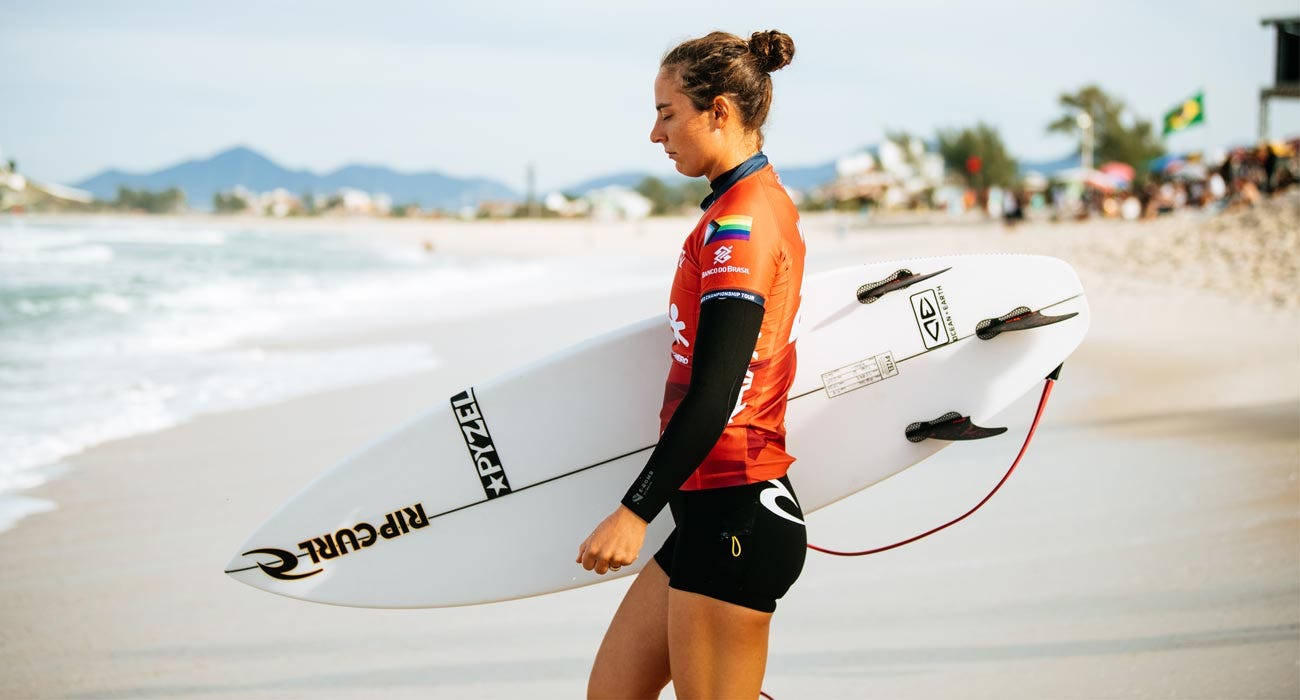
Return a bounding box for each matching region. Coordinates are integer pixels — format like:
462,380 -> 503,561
1083,169 -> 1119,192
1149,154 -> 1186,174
1053,167 -> 1114,191
1099,161 -> 1135,184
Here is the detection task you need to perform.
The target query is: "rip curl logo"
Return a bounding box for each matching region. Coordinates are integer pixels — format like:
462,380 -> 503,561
668,303 -> 690,347
759,480 -> 805,525
239,501 -> 431,581
242,547 -> 322,581
713,245 -> 733,265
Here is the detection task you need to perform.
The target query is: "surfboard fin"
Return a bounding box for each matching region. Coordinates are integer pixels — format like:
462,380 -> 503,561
856,267 -> 951,304
905,412 -> 1008,443
976,306 -> 1079,340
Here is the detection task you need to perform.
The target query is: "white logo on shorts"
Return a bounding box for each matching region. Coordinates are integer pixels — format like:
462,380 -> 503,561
759,479 -> 804,525
713,245 -> 733,265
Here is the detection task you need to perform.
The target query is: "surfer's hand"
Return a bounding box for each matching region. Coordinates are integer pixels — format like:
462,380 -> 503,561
577,505 -> 647,575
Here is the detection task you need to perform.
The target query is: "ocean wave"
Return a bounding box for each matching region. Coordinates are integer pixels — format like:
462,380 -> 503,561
0,219 -> 666,535
0,243 -> 115,265
0,494 -> 57,534
0,343 -> 438,510
80,226 -> 229,246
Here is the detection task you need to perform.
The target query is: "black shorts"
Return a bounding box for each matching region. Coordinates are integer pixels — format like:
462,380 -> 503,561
652,474 -> 807,613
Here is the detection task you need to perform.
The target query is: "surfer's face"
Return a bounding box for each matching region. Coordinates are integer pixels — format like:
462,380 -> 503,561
650,68 -> 723,179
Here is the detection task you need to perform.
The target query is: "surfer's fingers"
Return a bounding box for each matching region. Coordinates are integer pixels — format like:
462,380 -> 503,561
581,546 -> 609,573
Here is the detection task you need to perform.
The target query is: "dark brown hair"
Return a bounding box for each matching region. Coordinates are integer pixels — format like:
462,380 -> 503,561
661,30 -> 795,138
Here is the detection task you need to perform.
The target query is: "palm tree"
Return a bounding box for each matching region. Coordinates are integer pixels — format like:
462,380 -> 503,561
1048,85 -> 1164,179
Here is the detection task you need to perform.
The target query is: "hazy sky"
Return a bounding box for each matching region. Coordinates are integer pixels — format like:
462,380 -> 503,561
4,1 -> 1298,192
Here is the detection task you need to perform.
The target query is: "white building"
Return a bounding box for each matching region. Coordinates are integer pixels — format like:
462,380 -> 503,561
583,185 -> 652,221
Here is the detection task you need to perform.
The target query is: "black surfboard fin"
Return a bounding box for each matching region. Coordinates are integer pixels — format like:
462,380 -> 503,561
976,306 -> 1079,340
905,412 -> 1008,443
856,267 -> 951,304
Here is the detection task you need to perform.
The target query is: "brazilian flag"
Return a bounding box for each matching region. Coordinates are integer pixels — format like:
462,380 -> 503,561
1163,92 -> 1204,136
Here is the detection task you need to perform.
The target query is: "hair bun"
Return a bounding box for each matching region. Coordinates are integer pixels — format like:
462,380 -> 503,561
748,30 -> 795,73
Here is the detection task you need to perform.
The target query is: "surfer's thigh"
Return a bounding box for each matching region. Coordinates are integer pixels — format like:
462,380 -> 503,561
587,558 -> 672,700
667,587 -> 772,699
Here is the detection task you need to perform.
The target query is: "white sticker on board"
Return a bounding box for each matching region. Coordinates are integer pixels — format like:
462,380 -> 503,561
821,352 -> 899,398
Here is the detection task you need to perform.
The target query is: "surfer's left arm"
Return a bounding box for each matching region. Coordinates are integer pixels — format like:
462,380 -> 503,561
577,297 -> 762,574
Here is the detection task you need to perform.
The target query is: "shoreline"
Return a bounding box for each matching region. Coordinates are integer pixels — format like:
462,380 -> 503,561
10,193 -> 1295,308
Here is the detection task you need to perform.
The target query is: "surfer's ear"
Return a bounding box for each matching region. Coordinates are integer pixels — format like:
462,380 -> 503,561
711,96 -> 731,125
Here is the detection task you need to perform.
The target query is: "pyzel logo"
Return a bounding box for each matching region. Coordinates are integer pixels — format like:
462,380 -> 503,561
451,389 -> 511,498
713,245 -> 733,265
759,479 -> 805,525
668,303 -> 690,346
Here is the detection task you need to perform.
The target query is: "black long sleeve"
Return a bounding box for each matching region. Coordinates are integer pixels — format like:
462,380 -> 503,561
620,297 -> 764,522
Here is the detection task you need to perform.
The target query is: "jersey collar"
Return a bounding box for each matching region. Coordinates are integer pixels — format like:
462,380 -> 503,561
700,152 -> 768,210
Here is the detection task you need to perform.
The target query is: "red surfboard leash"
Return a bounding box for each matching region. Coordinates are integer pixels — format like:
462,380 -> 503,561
808,366 -> 1060,557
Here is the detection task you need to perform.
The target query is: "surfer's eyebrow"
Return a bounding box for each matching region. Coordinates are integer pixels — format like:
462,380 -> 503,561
655,103 -> 671,111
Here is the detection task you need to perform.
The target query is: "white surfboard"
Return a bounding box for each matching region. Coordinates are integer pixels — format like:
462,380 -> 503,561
225,255 -> 1089,608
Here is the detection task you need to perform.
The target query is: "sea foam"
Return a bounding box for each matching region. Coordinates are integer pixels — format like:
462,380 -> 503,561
0,219 -> 659,533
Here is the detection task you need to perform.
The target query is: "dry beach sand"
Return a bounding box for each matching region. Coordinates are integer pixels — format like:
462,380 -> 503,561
1,198 -> 1297,699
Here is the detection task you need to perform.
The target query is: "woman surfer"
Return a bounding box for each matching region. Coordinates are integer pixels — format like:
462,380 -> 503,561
577,29 -> 807,699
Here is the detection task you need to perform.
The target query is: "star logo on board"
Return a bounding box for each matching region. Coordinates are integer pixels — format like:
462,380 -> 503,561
485,475 -> 508,496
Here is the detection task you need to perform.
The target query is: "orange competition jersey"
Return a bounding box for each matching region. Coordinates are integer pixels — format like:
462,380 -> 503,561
663,160 -> 805,490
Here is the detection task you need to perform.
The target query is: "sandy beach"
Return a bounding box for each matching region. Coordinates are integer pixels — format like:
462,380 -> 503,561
1,202 -> 1297,699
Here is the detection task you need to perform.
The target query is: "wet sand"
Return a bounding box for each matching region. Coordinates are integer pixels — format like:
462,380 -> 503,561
1,210 -> 1296,699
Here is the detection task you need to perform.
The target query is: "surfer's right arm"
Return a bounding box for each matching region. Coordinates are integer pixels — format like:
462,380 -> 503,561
619,296 -> 764,522
578,296 -> 761,574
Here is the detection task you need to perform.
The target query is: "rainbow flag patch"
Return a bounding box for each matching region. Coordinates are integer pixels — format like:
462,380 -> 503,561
705,215 -> 753,243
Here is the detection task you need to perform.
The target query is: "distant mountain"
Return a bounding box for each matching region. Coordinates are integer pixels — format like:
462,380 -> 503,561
1019,153 -> 1082,176
560,155 -> 842,198
559,171 -> 657,195
773,160 -> 838,191
74,146 -> 519,211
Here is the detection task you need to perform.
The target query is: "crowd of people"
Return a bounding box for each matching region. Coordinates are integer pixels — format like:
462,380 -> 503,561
987,135 -> 1294,223
1138,139 -> 1298,215
997,138 -> 1299,225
